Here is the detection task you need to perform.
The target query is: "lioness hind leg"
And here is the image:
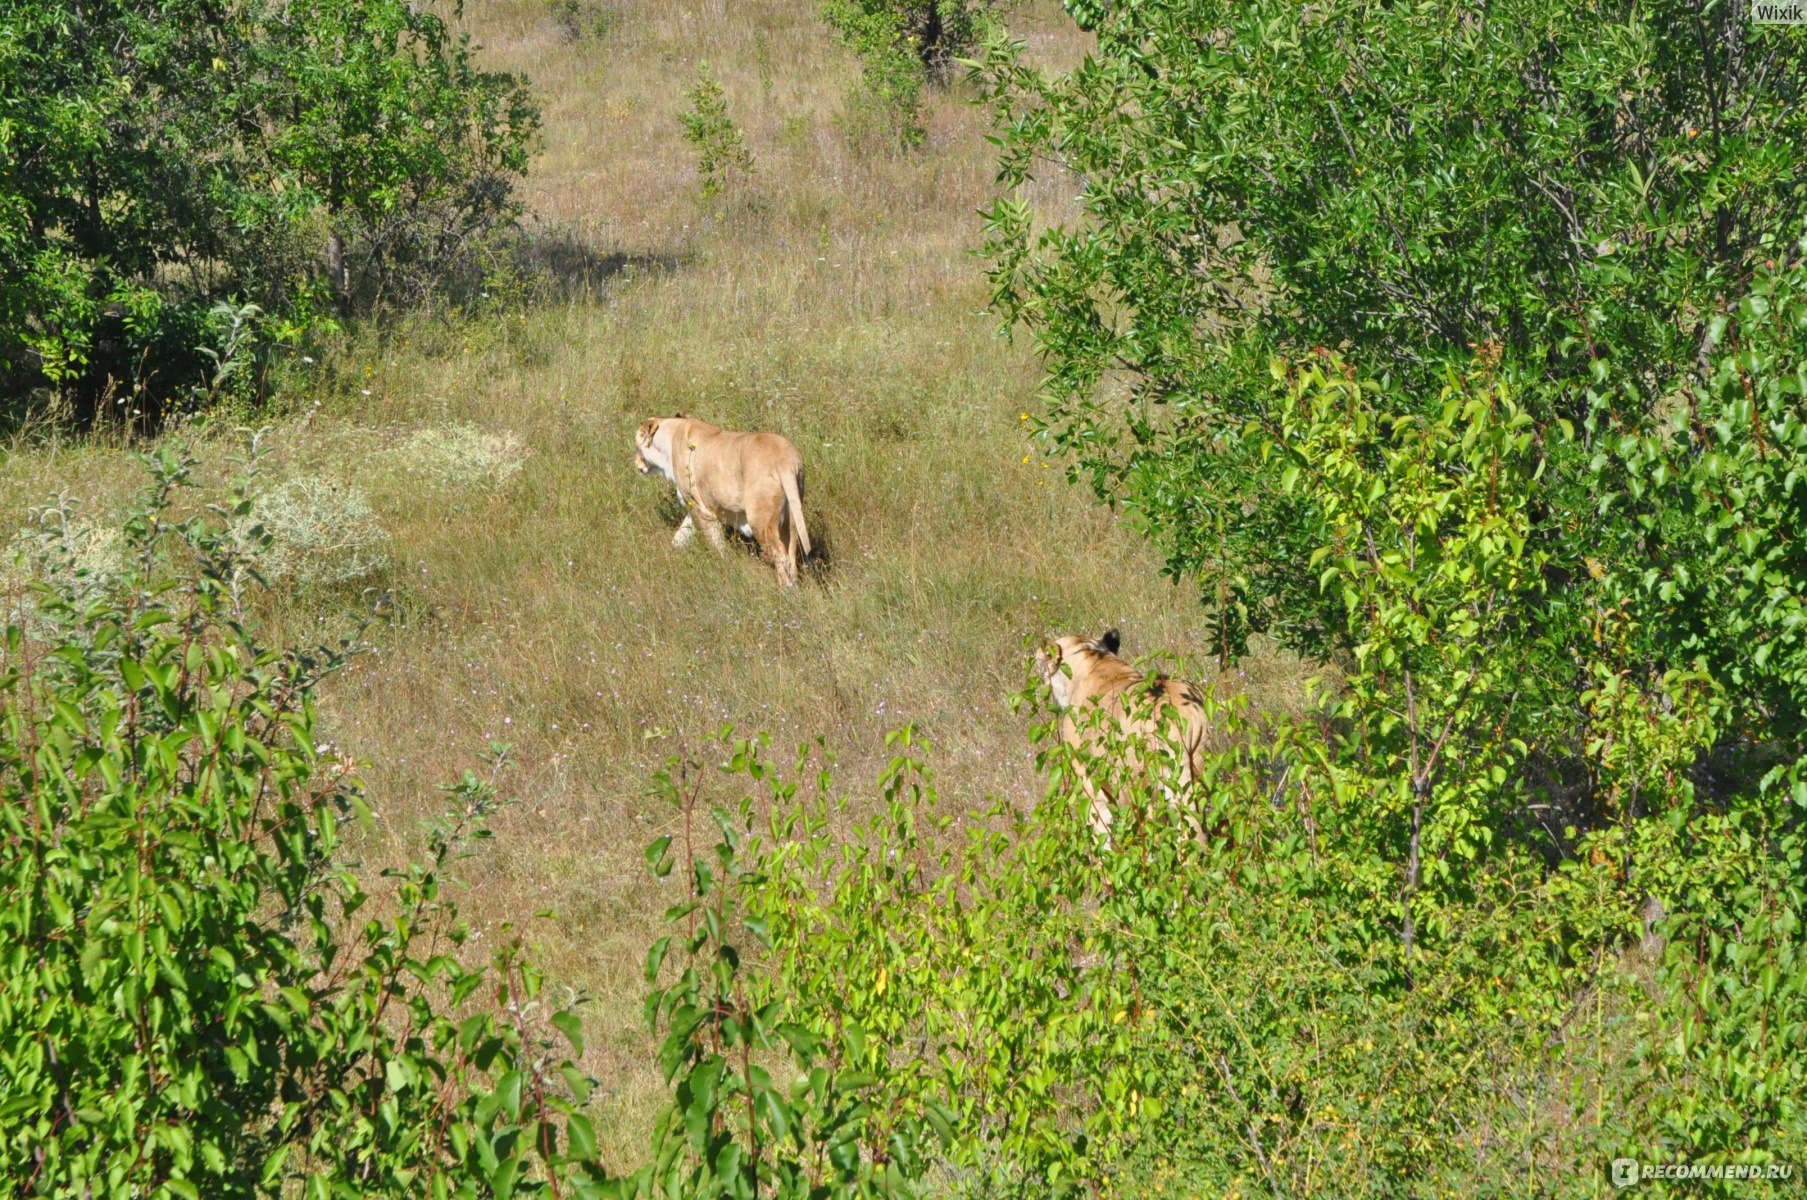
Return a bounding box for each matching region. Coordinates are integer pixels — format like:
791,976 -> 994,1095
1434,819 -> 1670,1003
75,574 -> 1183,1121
751,511 -> 796,587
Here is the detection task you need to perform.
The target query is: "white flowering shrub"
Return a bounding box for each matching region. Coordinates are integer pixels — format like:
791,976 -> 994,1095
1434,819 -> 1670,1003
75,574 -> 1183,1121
250,475 -> 391,589
387,423 -> 526,492
1,501 -> 134,636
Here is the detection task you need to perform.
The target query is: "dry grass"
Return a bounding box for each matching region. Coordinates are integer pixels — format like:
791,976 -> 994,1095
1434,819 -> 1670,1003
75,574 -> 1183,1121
0,0 -> 1312,1167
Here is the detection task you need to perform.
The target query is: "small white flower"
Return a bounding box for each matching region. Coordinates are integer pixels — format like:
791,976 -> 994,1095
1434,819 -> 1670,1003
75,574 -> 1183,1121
302,355 -> 315,364
361,388 -> 371,397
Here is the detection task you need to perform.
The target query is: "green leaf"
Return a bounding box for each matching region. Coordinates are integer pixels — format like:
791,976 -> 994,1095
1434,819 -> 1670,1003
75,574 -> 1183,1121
551,1010 -> 585,1057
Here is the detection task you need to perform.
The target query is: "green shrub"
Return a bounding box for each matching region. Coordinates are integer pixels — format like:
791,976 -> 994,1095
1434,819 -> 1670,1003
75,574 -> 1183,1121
0,0 -> 539,422
678,65 -> 757,202
623,685 -> 1802,1194
248,475 -> 393,591
822,1 -> 1006,149
614,741 -> 949,1199
0,448 -> 608,1197
389,424 -> 529,493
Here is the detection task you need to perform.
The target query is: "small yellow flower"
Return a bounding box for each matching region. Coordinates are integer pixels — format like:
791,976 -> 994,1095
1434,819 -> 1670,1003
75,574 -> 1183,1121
1022,454 -> 1031,463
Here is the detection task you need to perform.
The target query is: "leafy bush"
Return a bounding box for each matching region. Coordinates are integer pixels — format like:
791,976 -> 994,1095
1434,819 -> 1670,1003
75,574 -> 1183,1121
0,0 -> 539,422
0,449 -> 608,1197
678,65 -> 758,202
621,662 -> 1801,1195
822,1 -> 1005,148
612,744 -> 949,1199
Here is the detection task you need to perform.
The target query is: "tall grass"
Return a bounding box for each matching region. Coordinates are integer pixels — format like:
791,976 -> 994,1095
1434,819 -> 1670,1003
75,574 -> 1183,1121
1,0 -> 1309,1164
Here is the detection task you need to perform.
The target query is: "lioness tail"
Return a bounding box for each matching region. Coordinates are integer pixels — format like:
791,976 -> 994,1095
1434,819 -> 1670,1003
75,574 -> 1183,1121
780,469 -> 812,559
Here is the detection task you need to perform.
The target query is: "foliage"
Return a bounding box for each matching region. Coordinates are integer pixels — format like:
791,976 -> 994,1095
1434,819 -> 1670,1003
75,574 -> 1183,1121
616,739 -> 948,1198
0,0 -> 538,421
1265,358 -> 1554,957
1593,250 -> 1807,741
823,1 -> 1005,148
977,0 -> 1807,663
621,676 -> 1803,1195
0,449 -> 607,1197
678,65 -> 757,202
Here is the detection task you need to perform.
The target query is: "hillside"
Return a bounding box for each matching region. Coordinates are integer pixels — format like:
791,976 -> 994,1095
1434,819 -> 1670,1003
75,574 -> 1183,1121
0,0 -> 1304,1163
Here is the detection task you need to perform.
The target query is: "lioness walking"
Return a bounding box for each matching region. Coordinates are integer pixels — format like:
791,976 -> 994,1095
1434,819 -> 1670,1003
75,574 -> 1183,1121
1036,628 -> 1213,837
633,414 -> 813,587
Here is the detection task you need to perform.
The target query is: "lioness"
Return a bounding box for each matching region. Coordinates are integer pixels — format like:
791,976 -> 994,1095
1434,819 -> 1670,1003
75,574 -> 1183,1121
1036,628 -> 1213,837
634,414 -> 813,587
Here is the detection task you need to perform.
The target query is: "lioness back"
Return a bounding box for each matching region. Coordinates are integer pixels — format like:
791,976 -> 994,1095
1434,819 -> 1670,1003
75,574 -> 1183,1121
1035,628 -> 1214,817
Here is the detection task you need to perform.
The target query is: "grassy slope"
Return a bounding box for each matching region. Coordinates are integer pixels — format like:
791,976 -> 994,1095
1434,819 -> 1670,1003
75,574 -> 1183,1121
0,0 -> 1307,1164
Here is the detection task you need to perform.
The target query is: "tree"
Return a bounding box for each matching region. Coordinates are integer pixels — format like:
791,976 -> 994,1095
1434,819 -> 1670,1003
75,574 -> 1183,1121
258,0 -> 539,312
978,0 -> 1807,671
0,0 -> 538,422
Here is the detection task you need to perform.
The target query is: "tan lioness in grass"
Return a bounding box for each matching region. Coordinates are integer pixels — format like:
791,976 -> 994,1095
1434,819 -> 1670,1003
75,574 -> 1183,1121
633,414 -> 813,587
1036,628 -> 1214,837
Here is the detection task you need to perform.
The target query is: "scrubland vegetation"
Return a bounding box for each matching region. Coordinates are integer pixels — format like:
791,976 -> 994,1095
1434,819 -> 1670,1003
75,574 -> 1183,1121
2,0 -> 1804,1196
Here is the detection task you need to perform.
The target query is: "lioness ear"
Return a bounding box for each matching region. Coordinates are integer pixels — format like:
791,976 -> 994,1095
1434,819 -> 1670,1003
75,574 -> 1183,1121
673,410 -> 685,419
1098,628 -> 1122,655
638,417 -> 660,441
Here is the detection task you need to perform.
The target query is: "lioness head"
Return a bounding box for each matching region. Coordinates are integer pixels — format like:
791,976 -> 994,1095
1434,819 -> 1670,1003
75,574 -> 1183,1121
1036,628 -> 1123,706
633,414 -> 684,480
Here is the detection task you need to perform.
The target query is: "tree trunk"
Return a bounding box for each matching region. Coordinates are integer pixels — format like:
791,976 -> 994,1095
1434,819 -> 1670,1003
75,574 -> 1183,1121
921,2 -> 944,79
1401,781 -> 1426,965
326,229 -> 348,314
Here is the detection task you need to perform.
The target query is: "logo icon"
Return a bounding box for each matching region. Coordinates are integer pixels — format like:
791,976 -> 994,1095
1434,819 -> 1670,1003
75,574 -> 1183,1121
1612,1159 -> 1640,1189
